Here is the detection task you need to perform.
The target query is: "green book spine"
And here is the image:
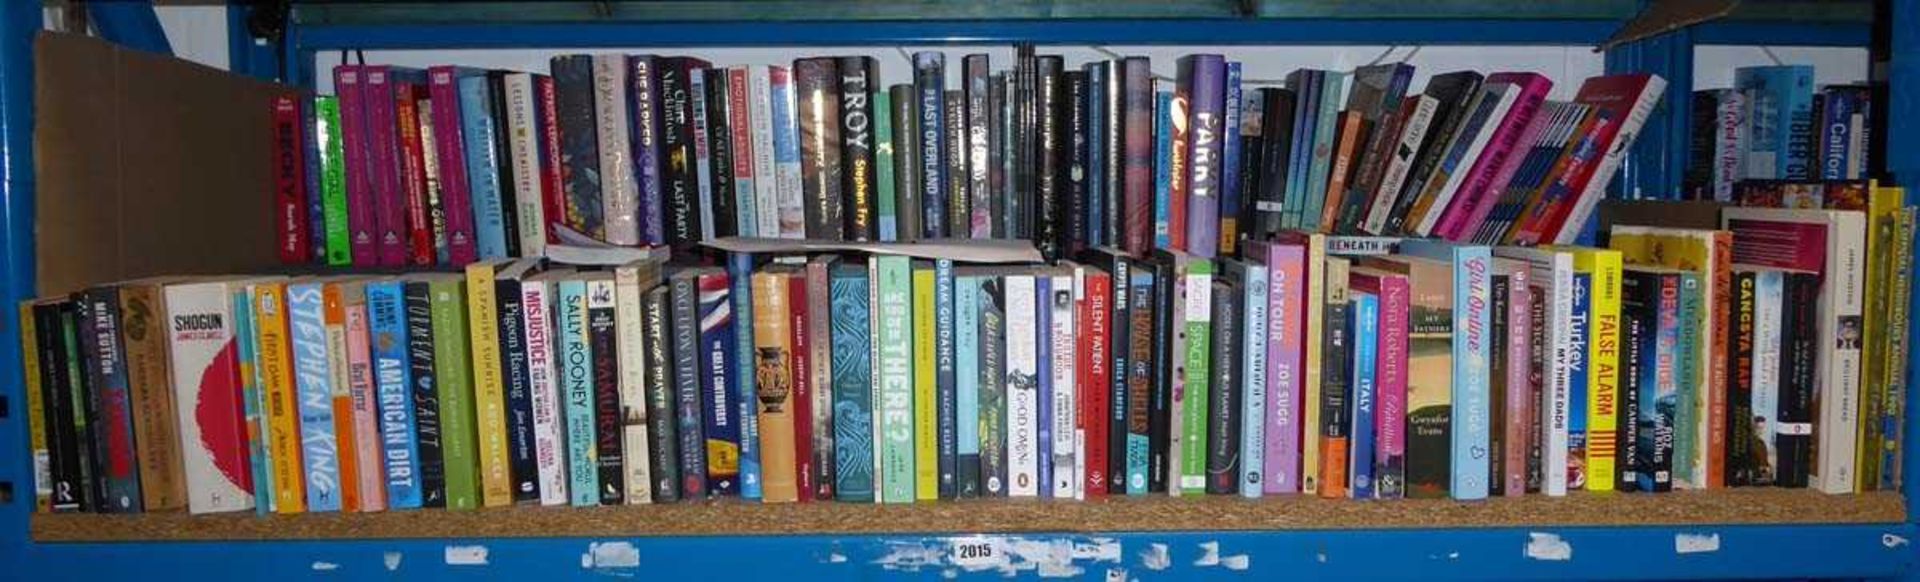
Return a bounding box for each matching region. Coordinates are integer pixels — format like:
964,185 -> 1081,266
875,256 -> 916,502
317,96 -> 351,266
430,278 -> 479,509
1179,261 -> 1214,495
874,91 -> 897,241
1672,271 -> 1702,487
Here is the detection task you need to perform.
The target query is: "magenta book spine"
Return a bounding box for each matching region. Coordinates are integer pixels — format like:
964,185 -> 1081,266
428,66 -> 479,265
335,65 -> 378,266
1373,272 -> 1410,499
364,65 -> 408,267
1434,73 -> 1552,241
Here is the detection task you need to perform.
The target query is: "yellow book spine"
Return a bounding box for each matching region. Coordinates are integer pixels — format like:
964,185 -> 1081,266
752,272 -> 799,503
1300,236 -> 1326,495
255,283 -> 306,513
912,267 -> 938,501
464,264 -> 512,507
1582,249 -> 1623,491
1860,182 -> 1900,488
19,301 -> 49,512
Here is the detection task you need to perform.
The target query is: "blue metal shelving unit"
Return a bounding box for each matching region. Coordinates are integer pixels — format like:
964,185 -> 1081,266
2,2 -> 1916,578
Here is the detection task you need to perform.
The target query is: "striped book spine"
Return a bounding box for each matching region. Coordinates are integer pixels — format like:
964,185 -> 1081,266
288,283 -> 343,512
699,272 -> 740,496
230,287 -> 270,515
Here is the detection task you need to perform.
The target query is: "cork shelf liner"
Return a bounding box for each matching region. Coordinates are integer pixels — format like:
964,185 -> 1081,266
30,489 -> 1905,541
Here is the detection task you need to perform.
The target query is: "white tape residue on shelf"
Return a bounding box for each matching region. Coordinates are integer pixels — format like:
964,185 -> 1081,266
444,545 -> 490,566
582,541 -> 641,570
310,561 -> 339,572
1674,533 -> 1720,554
1524,533 -> 1572,561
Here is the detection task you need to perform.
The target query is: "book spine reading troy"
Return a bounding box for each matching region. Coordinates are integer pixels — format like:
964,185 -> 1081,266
840,56 -> 879,241
795,58 -> 844,240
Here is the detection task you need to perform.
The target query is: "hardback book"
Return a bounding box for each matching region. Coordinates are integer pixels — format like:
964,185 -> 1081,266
628,57 -> 666,246
805,258 -> 838,501
965,54 -> 994,239
1735,65 -> 1816,180
1349,290 -> 1379,499
555,277 -> 600,506
367,280 -> 422,509
668,269 -> 712,499
1251,88 -> 1297,240
915,52 -> 949,239
1723,206 -> 1866,493
1121,57 -> 1157,255
873,257 -> 915,503
794,57 -> 844,241
501,73 -> 551,257
891,84 -> 923,242
462,260 -> 516,507
698,268 -> 741,496
1608,226 -> 1733,488
753,267 -> 802,503
549,56 -> 605,241
114,281 -> 189,511
840,56 -> 879,240
1035,57 -> 1066,259
831,264 -> 876,501
519,274 -> 570,505
1385,71 -> 1486,235
586,56 -> 639,246
1492,246 -> 1577,495
164,280 -> 257,514
1065,73 -> 1089,254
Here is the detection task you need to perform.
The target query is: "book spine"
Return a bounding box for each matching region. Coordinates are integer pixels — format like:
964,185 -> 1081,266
1818,216 -> 1866,493
749,66 -> 780,238
1350,292 -> 1378,499
1303,71 -> 1347,230
1168,76 -> 1192,253
1181,56 -> 1226,258
118,286 -> 187,511
874,87 -> 897,241
1218,63 -> 1243,253
1180,264 -> 1215,494
657,59 -> 700,248
1105,261 -> 1133,496
1006,275 -> 1040,497
1780,272 -> 1819,488
611,271 -> 650,504
1153,91 -> 1174,249
502,75 -> 547,256
1318,262 -> 1350,499
832,268 -> 876,501
583,56 -> 637,246
551,57 -> 604,240
299,96 -> 325,263
892,84 -> 922,242
979,275 -> 1009,496
79,289 -> 141,511
956,275 -> 982,499
966,55 -> 993,238
367,283 -> 421,509
630,57 -> 665,246
332,71 -> 369,263
1728,271 -> 1757,486
1083,271 -> 1112,497
730,67 -> 758,239
423,281 -> 474,509
1405,260 -> 1452,500
272,96 -> 310,264
793,58 -> 844,241
1750,270 -> 1784,486
399,284 -> 444,508
750,273 -> 797,503
55,304 -> 97,512
1035,276 -> 1054,495
1364,96 -> 1438,234
313,96 -> 351,266
1644,273 -> 1681,492
1453,249 -> 1493,500
1121,58 -> 1155,256
704,68 -> 739,240
1301,243 -> 1326,496
1266,246 -> 1305,494
690,69 -> 716,243
1035,59 -> 1064,259
910,268 -> 937,499
463,267 -> 510,507
1586,252 -> 1624,491
393,79 -> 438,265
770,67 -> 807,239
1436,77 -> 1550,241
485,74 -> 523,258
833,58 -> 877,241
535,77 -> 568,246
286,284 -> 342,511
643,286 -> 680,502
1206,278 -> 1240,495
161,284 -> 254,513
1565,272 -> 1592,491
787,275 -> 816,501
429,69 -> 479,264
1126,271 -> 1154,494
1673,271 -> 1702,489
588,280 -> 626,504
1505,273 -> 1533,496
35,304 -> 75,512
343,291 -> 385,510
557,280 -> 599,506
353,66 -> 398,265
915,53 -> 948,238
728,255 -> 761,500
1376,274 -> 1410,499
1620,277 -> 1648,491
1545,76 -> 1668,245
320,287 -> 359,512
522,281 -> 568,505
937,261 -> 960,499
698,273 -> 740,496
1238,264 -> 1269,497
1150,263 -> 1174,495
671,276 -> 710,499
230,288 -> 273,515
1085,65 -> 1107,248
875,258 -> 915,502
1049,273 -> 1079,498
806,265 -> 834,501
1065,74 -> 1089,253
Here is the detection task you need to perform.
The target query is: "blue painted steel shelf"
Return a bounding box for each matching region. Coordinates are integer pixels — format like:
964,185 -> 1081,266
2,2 -> 1917,579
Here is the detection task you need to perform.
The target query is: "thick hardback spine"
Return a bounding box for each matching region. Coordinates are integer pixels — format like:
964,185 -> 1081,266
702,67 -> 738,240
1179,55 -> 1227,258
840,57 -> 878,240
161,284 -> 254,513
891,84 -> 922,242
915,53 -> 948,238
698,271 -> 740,496
1121,58 -> 1155,255
965,55 -> 994,238
502,74 -> 549,256
589,56 -> 639,246
1035,57 -> 1064,259
805,262 -> 836,501
751,271 -> 799,503
1206,277 -> 1241,495
550,56 -> 605,240
794,58 -> 844,240
874,257 -> 916,502
831,266 -> 876,501
643,285 -> 680,502
629,56 -> 665,246
657,58 -> 702,249
669,274 -> 710,499
587,279 -> 626,504
116,285 -> 186,511
556,280 -> 599,506
770,67 -> 807,239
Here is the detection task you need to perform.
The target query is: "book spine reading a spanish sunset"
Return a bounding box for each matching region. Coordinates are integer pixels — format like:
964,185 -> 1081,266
19,51 -> 1903,516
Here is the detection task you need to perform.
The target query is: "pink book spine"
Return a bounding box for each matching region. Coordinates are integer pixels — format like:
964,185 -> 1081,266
427,66 -> 479,265
364,66 -> 408,267
1373,273 -> 1409,499
1503,270 -> 1531,497
334,65 -> 378,266
1434,73 -> 1553,241
1264,244 -> 1306,494
344,300 -> 387,511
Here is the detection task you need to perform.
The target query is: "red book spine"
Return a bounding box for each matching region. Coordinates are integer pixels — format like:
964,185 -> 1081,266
1081,271 -> 1112,497
537,76 -> 568,244
427,66 -> 479,265
394,83 -> 434,265
334,65 -> 377,266
1168,81 -> 1191,252
787,275 -> 815,502
271,95 -> 309,264
364,66 -> 409,267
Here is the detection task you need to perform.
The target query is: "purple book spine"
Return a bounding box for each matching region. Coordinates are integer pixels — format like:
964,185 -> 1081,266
365,65 -> 409,267
629,56 -> 665,246
335,65 -> 377,266
1180,55 -> 1226,259
427,66 -> 479,265
1264,243 -> 1305,494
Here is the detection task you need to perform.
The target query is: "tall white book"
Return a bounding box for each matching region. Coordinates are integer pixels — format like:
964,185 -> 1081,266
1005,274 -> 1040,497
502,73 -> 548,257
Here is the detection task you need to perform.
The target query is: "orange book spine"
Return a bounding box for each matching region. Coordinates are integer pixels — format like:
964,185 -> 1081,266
1318,112 -> 1367,231
1706,231 -> 1731,487
323,283 -> 360,511
752,271 -> 800,503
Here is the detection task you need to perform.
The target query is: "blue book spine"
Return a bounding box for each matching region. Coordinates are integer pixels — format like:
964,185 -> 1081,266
915,52 -> 947,238
1566,272 -> 1592,489
934,259 -> 958,498
770,68 -> 803,239
1451,247 -> 1492,500
690,69 -> 717,240
1819,89 -> 1858,180
728,254 -> 762,500
1153,91 -> 1174,248
230,288 -> 272,515
367,281 -> 422,508
1218,62 -> 1243,254
698,273 -> 739,496
1126,270 -> 1154,495
1285,71 -> 1322,229
1182,54 -> 1227,259
303,98 -> 326,262
288,283 -> 342,512
558,280 -> 599,506
1303,70 -> 1346,227
1034,275 -> 1053,498
458,76 -> 510,259
1350,292 -> 1378,500
831,266 -> 876,501
954,275 -> 981,498
1735,66 -> 1816,180
1086,66 -> 1106,249
1239,263 -> 1269,497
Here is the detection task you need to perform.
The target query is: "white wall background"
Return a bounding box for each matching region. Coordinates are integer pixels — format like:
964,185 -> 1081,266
145,6 -> 1869,96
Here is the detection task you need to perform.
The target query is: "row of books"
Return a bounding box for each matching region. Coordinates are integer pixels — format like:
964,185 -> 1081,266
1687,65 -> 1872,201
276,53 -> 1663,268
24,185 -> 1909,514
